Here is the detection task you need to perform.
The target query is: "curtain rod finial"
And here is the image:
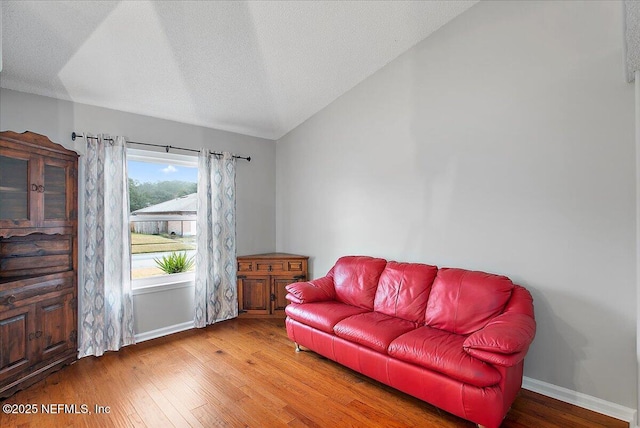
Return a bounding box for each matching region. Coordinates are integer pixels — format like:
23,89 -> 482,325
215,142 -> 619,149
71,132 -> 78,141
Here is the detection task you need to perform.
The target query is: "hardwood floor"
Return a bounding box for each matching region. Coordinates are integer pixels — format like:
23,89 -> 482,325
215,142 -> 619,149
0,318 -> 628,428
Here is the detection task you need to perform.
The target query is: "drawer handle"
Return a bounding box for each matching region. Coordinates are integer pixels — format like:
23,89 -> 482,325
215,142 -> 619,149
268,265 -> 272,272
6,295 -> 16,305
35,331 -> 42,338
31,184 -> 38,192
29,332 -> 35,341
293,275 -> 306,281
38,185 -> 45,193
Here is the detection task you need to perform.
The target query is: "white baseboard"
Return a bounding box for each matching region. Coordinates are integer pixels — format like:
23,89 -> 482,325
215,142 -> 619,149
134,321 -> 195,343
522,376 -> 637,427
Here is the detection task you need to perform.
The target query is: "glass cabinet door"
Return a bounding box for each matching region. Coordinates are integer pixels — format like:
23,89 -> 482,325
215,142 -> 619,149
0,150 -> 75,233
41,158 -> 74,228
0,152 -> 32,226
44,163 -> 68,221
0,135 -> 77,237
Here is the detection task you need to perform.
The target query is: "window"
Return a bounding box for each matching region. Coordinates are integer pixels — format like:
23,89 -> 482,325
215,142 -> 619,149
127,149 -> 198,288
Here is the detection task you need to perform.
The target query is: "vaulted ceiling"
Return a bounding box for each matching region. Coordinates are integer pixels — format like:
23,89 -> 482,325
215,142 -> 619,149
1,1 -> 477,140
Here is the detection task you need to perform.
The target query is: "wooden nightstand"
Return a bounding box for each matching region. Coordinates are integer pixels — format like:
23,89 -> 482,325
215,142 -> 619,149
237,253 -> 308,317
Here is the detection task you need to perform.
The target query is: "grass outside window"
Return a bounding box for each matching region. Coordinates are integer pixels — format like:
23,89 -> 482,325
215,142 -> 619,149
131,233 -> 194,254
131,233 -> 196,279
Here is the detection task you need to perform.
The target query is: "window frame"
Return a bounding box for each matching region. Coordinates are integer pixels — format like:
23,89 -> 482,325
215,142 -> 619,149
127,148 -> 198,291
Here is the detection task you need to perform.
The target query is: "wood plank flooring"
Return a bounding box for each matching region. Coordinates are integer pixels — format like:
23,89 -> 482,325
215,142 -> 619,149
0,318 -> 628,427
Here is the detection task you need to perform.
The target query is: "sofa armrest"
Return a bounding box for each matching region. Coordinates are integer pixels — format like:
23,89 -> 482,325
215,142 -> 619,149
464,347 -> 529,367
285,276 -> 336,303
463,312 -> 536,367
285,293 -> 304,304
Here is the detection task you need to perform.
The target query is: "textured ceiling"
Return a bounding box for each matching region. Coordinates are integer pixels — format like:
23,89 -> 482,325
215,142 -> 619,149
0,1 -> 477,140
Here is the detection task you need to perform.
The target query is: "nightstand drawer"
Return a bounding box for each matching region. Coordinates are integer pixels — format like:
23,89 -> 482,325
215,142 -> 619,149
0,235 -> 73,279
287,261 -> 304,272
238,261 -> 254,272
256,261 -> 284,272
0,272 -> 74,308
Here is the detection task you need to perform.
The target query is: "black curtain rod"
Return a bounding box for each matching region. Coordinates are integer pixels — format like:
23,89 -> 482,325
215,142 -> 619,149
71,132 -> 251,162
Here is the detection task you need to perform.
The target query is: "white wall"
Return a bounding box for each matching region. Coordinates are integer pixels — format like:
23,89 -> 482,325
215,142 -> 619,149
0,88 -> 276,256
0,88 -> 277,336
276,0 -> 636,409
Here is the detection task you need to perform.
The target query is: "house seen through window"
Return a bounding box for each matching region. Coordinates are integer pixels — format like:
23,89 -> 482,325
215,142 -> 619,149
127,150 -> 198,281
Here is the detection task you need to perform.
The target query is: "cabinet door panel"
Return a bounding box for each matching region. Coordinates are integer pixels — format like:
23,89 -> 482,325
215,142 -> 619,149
272,276 -> 299,313
0,304 -> 36,381
0,150 -> 39,229
37,294 -> 75,361
43,163 -> 66,220
42,158 -> 75,228
239,277 -> 269,314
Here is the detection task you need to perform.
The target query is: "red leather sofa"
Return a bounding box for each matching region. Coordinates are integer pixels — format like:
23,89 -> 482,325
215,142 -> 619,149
284,256 -> 536,428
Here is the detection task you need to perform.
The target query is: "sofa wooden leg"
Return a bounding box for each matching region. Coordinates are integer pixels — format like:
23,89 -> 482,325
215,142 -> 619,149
295,343 -> 301,352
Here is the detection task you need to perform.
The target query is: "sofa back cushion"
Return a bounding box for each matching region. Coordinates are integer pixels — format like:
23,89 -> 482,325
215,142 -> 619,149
333,256 -> 387,310
424,268 -> 514,335
374,262 -> 438,324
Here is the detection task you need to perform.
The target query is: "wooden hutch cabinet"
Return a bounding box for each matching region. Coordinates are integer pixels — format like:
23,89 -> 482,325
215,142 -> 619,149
237,253 -> 308,317
0,131 -> 78,398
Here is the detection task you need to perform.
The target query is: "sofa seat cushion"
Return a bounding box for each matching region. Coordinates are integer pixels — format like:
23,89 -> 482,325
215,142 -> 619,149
334,312 -> 418,353
388,326 -> 501,387
285,302 -> 369,334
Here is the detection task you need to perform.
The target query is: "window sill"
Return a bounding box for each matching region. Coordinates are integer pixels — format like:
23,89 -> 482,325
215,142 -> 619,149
132,271 -> 195,295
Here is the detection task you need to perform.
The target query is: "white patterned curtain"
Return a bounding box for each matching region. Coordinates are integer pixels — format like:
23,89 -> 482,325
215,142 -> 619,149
79,135 -> 135,358
194,150 -> 238,327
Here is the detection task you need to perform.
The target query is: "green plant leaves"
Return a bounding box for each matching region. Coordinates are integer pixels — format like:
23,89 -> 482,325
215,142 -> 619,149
153,251 -> 195,274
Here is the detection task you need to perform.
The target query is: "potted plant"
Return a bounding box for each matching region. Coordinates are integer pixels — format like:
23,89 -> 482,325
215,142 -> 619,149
154,251 -> 195,274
